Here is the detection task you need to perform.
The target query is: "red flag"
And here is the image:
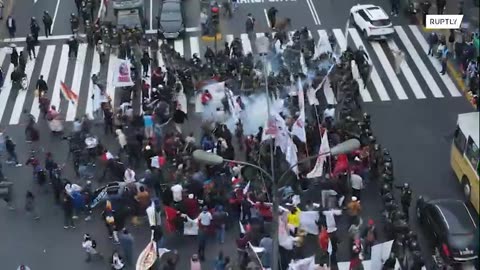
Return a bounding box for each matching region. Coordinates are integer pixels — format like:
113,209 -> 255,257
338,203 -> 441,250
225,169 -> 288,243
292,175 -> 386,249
60,81 -> 79,104
164,206 -> 178,233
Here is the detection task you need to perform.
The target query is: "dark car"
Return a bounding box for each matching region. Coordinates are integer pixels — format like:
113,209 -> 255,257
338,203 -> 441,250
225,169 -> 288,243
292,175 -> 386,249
157,0 -> 185,39
416,197 -> 479,264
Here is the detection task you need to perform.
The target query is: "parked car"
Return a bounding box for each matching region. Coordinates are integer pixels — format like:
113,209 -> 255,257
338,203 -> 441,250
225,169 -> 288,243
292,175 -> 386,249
350,4 -> 394,40
157,0 -> 185,39
416,197 -> 479,264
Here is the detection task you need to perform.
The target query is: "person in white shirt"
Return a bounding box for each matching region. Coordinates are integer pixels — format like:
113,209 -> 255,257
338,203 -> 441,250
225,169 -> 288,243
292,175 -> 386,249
350,172 -> 363,200
111,251 -> 125,269
171,184 -> 183,202
198,206 -> 213,227
82,234 -> 101,262
124,167 -> 136,183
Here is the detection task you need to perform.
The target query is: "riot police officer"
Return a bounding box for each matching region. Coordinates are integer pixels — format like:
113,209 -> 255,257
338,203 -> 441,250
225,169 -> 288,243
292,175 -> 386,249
396,183 -> 412,221
42,11 -> 53,38
70,13 -> 80,35
67,36 -> 79,58
30,17 -> 40,43
85,20 -> 94,47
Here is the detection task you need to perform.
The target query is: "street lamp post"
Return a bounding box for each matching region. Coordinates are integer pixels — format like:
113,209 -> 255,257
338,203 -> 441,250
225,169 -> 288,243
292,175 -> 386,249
255,34 -> 282,269
193,138 -> 360,269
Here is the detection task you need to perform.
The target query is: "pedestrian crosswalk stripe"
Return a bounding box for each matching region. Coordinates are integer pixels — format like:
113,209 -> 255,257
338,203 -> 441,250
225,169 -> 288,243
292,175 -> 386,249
324,77 -> 336,105
107,53 -> 117,107
31,45 -> 56,122
0,51 -> 6,71
0,47 -> 24,124
140,47 -> 153,114
0,24 -> 469,126
371,41 -> 408,100
409,25 -> 462,97
317,30 -> 333,53
241,34 -> 252,55
332,29 -> 374,102
158,40 -> 166,70
86,48 -> 101,119
386,40 -> 426,99
349,28 -> 391,101
332,29 -> 347,51
10,46 -> 40,125
174,39 -> 184,57
226,34 -> 234,46
394,26 -> 443,98
66,44 -> 88,122
190,36 -> 200,58
51,45 -> 69,111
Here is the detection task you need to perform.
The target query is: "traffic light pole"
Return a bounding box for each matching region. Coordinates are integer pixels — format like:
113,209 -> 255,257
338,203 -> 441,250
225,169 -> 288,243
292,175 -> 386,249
214,24 -> 218,54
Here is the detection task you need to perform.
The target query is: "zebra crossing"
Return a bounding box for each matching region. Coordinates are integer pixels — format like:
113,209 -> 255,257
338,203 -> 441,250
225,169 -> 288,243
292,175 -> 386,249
0,24 -> 464,126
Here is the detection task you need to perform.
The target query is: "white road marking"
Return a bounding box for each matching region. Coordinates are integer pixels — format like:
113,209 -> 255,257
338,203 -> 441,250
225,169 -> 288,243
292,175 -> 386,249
349,28 -> 390,101
174,39 -> 184,57
370,41 -> 408,100
409,25 -> 462,97
51,0 -> 61,33
85,48 -> 101,119
31,45 -> 56,122
225,34 -> 234,45
305,0 -> 321,25
106,53 -> 117,107
157,40 -> 166,70
240,33 -> 252,54
190,36 -> 200,59
150,0 -> 153,30
394,26 -> 443,98
386,39 -> 426,99
51,45 -> 69,110
0,47 -> 23,123
140,47 -> 152,114
332,29 -> 373,102
317,29 -> 333,53
323,77 -> 336,105
332,29 -> 347,51
264,9 -> 271,28
257,32 -> 272,73
66,44 -> 87,121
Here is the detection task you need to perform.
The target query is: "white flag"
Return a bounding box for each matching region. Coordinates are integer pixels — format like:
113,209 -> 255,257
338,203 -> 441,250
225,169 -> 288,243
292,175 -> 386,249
327,239 -> 333,255
307,130 -> 330,178
285,137 -> 298,174
291,78 -> 307,142
243,181 -> 251,195
288,256 -> 316,270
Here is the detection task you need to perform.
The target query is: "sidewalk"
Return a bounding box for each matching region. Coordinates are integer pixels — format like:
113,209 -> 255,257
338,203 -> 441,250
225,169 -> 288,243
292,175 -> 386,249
409,0 -> 479,108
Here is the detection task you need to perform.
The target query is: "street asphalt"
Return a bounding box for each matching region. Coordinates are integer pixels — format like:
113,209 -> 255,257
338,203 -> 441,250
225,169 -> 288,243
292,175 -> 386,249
0,0 -> 478,269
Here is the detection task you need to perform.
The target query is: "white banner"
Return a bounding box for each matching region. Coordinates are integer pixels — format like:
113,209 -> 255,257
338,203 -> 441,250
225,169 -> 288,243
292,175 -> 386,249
113,59 -> 135,88
299,211 -> 319,235
307,131 -> 330,178
288,256 -> 315,270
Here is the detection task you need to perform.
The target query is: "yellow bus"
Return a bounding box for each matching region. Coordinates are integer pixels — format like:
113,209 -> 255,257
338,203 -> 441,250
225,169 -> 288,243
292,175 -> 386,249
451,112 -> 479,214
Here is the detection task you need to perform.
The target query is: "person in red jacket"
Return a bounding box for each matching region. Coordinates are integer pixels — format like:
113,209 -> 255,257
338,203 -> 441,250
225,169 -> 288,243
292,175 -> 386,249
318,226 -> 330,252
201,90 -> 212,105
332,154 -> 349,177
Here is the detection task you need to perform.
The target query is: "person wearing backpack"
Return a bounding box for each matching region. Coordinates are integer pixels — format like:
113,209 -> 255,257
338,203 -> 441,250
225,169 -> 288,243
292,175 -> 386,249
82,233 -> 102,262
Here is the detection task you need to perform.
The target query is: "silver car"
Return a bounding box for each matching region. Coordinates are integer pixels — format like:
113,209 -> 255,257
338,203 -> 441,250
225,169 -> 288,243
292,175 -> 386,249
158,0 -> 185,39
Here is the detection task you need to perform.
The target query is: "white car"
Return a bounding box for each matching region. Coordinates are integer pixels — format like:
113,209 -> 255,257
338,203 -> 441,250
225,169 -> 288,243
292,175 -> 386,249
350,4 -> 394,40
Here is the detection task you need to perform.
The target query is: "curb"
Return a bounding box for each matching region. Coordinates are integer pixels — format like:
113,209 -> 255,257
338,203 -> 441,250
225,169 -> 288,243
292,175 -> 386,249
413,13 -> 474,108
